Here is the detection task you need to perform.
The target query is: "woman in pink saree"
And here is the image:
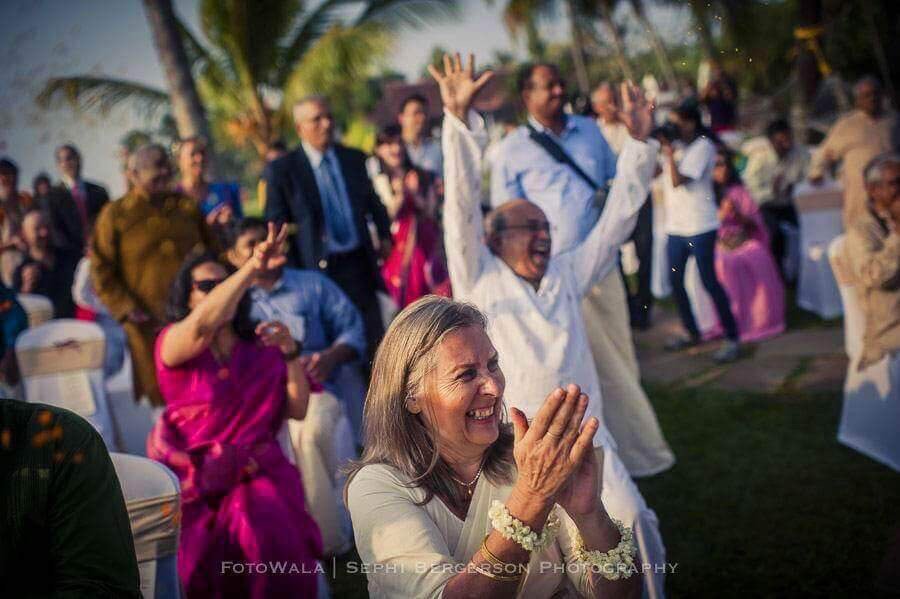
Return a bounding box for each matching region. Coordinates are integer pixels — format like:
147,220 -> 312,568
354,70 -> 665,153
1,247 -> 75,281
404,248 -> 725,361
372,126 -> 450,307
711,148 -> 786,342
147,224 -> 322,597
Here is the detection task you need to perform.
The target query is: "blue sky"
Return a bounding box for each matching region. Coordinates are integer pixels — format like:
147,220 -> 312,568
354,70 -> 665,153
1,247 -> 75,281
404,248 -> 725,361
0,0 -> 691,196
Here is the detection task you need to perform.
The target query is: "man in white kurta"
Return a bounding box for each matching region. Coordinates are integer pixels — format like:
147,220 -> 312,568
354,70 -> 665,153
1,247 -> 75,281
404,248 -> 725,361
443,107 -> 667,598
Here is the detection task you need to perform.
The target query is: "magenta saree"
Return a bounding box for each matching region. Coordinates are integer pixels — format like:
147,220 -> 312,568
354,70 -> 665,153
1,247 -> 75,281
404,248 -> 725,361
711,184 -> 786,342
147,326 -> 322,597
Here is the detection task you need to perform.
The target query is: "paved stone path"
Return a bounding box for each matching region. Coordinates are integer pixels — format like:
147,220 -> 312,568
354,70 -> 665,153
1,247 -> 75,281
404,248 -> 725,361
633,307 -> 847,395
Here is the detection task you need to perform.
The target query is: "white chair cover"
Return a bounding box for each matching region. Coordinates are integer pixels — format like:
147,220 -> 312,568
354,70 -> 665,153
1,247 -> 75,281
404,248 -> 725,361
794,180 -> 844,319
106,352 -> 161,456
684,256 -> 718,336
16,293 -> 53,328
830,238 -> 900,472
284,391 -> 356,556
111,453 -> 182,598
16,319 -> 116,449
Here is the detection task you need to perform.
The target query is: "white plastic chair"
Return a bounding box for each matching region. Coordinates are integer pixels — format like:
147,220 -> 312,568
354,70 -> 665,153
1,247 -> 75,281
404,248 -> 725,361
16,319 -> 117,449
794,180 -> 844,319
105,351 -> 161,456
284,391 -> 357,556
111,453 -> 182,598
16,293 -> 53,328
829,236 -> 900,472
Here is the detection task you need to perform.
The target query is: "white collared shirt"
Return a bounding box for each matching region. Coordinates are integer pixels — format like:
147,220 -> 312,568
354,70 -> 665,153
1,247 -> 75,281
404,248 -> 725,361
443,110 -> 658,448
405,137 -> 443,176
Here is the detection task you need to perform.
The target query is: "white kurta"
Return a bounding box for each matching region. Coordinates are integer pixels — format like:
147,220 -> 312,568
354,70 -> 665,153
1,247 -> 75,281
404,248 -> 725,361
442,110 -> 667,598
443,110 -> 657,449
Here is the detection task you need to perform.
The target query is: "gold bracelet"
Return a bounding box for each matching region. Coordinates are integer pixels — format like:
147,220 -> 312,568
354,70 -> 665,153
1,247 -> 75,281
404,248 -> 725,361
479,535 -> 526,578
472,564 -> 522,582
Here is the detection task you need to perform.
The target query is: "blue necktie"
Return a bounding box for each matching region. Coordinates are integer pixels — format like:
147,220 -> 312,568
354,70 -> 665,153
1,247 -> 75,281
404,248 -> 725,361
318,154 -> 352,246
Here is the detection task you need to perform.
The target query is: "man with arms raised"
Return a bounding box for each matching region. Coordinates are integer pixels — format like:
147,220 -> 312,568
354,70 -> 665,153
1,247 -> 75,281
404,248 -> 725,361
432,54 -> 666,598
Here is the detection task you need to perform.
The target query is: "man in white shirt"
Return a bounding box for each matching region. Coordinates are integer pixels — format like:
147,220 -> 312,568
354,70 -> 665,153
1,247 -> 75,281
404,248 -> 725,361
431,53 -> 667,598
398,93 -> 443,176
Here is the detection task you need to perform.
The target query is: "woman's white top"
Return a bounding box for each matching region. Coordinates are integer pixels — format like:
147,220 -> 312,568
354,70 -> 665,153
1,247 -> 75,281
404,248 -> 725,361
348,463 -> 595,598
661,135 -> 719,237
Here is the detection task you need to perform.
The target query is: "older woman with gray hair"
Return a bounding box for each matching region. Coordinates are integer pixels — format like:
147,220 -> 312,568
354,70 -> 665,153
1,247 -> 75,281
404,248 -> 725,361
347,296 -> 642,598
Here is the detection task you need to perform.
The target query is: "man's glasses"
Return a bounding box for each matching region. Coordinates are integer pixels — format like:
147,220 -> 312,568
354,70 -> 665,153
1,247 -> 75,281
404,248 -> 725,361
192,278 -> 224,293
498,220 -> 552,233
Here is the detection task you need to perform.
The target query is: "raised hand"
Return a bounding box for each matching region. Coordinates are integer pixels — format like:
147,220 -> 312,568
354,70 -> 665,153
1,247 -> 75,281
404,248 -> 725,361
618,81 -> 654,142
509,384 -> 600,503
427,53 -> 494,121
250,222 -> 289,273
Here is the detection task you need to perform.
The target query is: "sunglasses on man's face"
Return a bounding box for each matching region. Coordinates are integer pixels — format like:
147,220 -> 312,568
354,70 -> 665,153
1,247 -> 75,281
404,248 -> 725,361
192,278 -> 224,293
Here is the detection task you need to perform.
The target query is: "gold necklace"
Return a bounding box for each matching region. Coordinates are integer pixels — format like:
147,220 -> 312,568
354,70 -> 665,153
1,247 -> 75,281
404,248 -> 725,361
449,459 -> 486,497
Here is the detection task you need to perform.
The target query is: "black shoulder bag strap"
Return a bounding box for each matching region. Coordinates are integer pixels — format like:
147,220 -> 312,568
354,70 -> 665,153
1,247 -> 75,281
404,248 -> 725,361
525,123 -> 610,212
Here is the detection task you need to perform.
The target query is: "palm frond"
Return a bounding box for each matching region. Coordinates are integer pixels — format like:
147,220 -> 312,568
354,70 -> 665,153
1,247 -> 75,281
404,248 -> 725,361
275,0 -> 349,87
353,0 -> 457,30
35,76 -> 169,116
502,0 -> 553,37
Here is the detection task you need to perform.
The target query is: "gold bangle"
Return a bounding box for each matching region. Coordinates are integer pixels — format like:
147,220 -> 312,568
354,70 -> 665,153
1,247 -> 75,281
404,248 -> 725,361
473,564 -> 522,582
480,535 -> 526,578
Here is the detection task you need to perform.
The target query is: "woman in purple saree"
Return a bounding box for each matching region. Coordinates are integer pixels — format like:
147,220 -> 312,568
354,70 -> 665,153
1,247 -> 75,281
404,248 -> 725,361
710,148 -> 786,342
147,224 -> 322,597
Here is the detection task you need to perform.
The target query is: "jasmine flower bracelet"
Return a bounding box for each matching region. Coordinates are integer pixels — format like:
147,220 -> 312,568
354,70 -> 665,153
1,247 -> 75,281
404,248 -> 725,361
572,519 -> 638,580
488,500 -> 560,552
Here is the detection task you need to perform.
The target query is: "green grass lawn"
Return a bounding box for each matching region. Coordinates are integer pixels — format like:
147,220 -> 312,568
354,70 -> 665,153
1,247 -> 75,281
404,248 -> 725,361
637,383 -> 900,597
328,382 -> 900,597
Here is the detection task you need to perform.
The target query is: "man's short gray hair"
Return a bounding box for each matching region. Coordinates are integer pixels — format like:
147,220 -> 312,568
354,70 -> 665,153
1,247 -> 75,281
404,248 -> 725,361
127,143 -> 167,171
863,152 -> 900,185
292,95 -> 329,122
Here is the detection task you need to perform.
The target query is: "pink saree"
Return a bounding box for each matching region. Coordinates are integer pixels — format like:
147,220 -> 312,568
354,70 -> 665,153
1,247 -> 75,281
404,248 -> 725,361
711,184 -> 786,342
381,191 -> 451,308
147,326 -> 322,598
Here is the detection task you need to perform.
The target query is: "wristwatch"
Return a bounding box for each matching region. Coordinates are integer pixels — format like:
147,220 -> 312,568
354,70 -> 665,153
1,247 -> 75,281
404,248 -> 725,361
281,339 -> 303,362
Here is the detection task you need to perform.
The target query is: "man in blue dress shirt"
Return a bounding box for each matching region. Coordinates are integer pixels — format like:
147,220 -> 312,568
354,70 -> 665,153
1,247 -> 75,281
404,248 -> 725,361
227,217 -> 368,441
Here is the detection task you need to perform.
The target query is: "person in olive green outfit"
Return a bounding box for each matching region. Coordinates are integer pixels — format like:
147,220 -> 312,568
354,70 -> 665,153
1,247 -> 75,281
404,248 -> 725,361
91,143 -> 216,406
0,399 -> 142,597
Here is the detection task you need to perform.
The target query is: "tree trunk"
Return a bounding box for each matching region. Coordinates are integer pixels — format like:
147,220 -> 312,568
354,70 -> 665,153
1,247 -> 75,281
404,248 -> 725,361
687,0 -> 716,60
142,0 -> 210,142
791,0 -> 822,144
630,0 -> 677,90
564,0 -> 591,97
599,0 -> 634,82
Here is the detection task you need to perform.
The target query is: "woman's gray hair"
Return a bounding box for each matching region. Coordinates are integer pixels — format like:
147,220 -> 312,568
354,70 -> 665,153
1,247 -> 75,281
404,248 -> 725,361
344,296 -> 515,506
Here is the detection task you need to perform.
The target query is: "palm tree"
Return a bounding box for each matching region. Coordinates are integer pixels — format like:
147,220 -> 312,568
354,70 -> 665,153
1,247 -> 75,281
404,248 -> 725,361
628,0 -> 677,90
142,0 -> 210,141
596,0 -> 634,82
37,0 -> 454,158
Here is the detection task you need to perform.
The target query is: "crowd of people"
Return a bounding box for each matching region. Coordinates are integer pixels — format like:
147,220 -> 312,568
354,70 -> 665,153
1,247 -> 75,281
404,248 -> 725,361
1,46 -> 898,598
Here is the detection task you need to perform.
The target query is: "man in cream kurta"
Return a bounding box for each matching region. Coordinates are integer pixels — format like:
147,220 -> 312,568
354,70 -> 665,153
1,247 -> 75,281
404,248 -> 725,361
444,107 -> 666,598
809,77 -> 897,226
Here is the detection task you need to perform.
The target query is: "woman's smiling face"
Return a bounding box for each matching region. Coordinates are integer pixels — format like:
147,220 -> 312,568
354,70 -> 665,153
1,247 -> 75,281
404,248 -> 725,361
415,325 -> 505,462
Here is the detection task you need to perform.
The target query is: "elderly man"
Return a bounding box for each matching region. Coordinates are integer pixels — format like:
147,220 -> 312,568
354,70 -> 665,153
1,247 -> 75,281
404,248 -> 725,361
265,96 -> 392,363
398,93 -> 443,175
433,53 -> 667,598
594,81 -> 655,328
91,144 -> 215,407
492,64 -> 673,479
809,77 -> 897,226
12,209 -> 79,318
43,144 -> 109,254
845,153 -> 900,371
